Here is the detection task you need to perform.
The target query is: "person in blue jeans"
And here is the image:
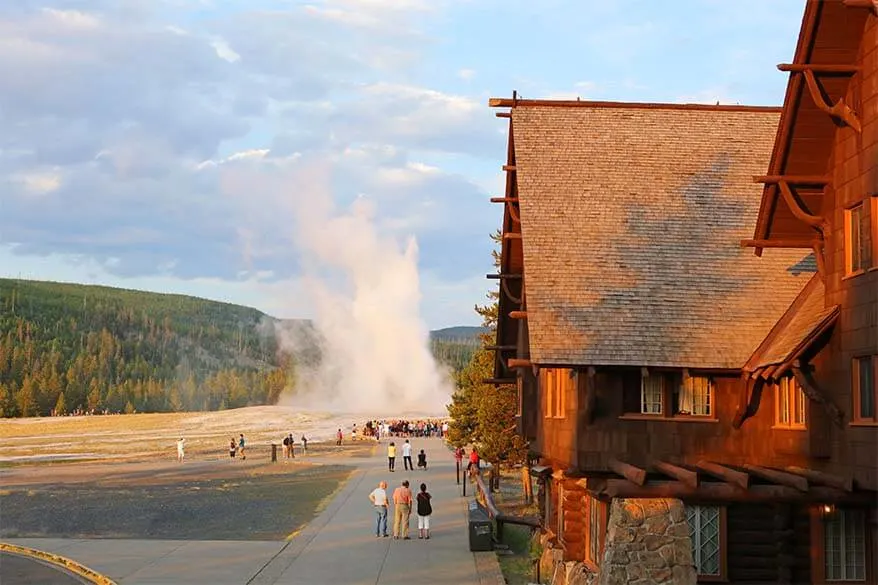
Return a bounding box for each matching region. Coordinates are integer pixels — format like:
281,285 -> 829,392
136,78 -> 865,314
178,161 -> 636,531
368,481 -> 390,537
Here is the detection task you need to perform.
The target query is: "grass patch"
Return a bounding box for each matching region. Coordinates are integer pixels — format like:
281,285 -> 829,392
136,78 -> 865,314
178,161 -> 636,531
0,465 -> 352,541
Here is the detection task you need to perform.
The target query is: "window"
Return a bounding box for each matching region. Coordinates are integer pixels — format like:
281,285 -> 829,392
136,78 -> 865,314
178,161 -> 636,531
541,369 -> 569,418
824,508 -> 867,581
775,377 -> 806,429
641,374 -> 663,414
845,203 -> 870,274
677,375 -> 712,416
853,356 -> 877,423
586,496 -> 607,567
686,505 -> 724,578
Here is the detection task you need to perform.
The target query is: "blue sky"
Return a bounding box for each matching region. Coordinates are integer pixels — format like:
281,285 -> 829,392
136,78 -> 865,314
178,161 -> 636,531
0,0 -> 804,329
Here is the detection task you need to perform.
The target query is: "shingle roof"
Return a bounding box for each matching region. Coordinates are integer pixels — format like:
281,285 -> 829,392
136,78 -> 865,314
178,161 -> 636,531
511,103 -> 815,369
748,274 -> 839,371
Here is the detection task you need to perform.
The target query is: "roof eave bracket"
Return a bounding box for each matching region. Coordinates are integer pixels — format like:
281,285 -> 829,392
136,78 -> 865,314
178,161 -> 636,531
802,69 -> 862,133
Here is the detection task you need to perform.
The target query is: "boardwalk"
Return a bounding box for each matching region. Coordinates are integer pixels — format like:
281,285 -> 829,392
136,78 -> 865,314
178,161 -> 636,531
3,438 -> 503,585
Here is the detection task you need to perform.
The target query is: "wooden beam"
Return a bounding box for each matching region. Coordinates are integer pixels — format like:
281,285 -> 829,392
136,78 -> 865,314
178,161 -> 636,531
490,197 -> 519,203
486,345 -> 517,351
483,378 -> 516,385
507,358 -> 532,368
792,364 -> 845,428
651,461 -> 698,488
486,273 -> 522,280
608,458 -> 647,486
509,311 -> 528,320
740,239 -> 814,248
495,111 -> 512,118
733,377 -> 766,429
776,181 -> 826,230
741,464 -> 809,492
777,63 -> 860,74
695,460 -> 749,489
753,175 -> 830,185
502,233 -> 522,240
843,0 -> 878,14
582,366 -> 597,425
586,479 -> 867,503
784,466 -> 853,492
487,97 -> 781,113
802,69 -> 862,133
502,165 -> 517,172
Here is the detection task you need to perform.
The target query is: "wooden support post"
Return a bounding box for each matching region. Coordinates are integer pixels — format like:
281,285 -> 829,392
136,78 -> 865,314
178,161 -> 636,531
608,458 -> 647,486
502,233 -> 522,240
502,165 -> 517,171
486,273 -> 523,280
792,363 -> 845,428
651,461 -> 698,488
507,358 -> 532,368
695,460 -> 749,489
784,466 -> 853,492
741,464 -> 809,492
509,311 -> 528,319
490,197 -> 519,203
495,111 -> 512,118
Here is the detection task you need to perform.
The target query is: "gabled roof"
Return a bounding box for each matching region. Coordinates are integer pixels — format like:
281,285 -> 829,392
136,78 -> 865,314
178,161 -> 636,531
507,101 -> 815,369
746,274 -> 839,374
751,0 -> 870,248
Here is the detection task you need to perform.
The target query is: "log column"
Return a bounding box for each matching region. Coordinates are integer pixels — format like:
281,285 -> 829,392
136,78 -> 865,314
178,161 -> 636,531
560,476 -> 587,560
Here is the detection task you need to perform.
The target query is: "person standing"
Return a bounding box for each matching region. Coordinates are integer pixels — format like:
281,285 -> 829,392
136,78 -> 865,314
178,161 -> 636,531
387,441 -> 397,472
392,480 -> 413,540
229,437 -> 237,460
282,434 -> 291,459
288,433 -> 295,459
238,434 -> 246,460
336,428 -> 343,446
369,481 -> 390,538
402,439 -> 413,471
301,434 -> 308,454
176,437 -> 185,462
416,483 -> 432,539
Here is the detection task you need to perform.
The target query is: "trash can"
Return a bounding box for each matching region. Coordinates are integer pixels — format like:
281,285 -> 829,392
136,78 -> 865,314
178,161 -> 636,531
467,500 -> 493,551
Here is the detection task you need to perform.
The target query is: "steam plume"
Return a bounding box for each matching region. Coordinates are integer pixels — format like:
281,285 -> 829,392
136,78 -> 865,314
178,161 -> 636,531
273,159 -> 452,414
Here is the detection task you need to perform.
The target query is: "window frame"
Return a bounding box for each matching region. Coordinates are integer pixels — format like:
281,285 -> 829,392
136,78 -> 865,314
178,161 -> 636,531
584,495 -> 608,570
541,368 -> 569,419
774,376 -> 807,430
641,373 -> 664,415
852,355 -> 877,424
677,374 -> 713,417
685,504 -> 728,581
813,506 -> 871,583
844,202 -> 868,276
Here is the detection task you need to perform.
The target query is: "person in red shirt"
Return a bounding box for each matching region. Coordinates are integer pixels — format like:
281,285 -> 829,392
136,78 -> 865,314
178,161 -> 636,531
392,480 -> 413,539
467,447 -> 480,472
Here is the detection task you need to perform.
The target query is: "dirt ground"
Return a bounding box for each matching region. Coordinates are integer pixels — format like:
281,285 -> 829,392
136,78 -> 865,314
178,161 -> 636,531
0,443 -> 377,541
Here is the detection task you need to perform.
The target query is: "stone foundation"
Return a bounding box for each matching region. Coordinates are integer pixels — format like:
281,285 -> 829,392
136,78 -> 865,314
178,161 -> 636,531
597,498 -> 696,585
541,498 -> 696,585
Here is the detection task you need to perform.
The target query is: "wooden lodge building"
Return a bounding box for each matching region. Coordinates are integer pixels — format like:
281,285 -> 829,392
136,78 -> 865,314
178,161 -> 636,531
487,1 -> 878,583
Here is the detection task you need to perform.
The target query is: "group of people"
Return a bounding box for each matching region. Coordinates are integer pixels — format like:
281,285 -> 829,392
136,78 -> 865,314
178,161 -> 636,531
369,480 -> 433,540
281,433 -> 308,458
386,439 -> 427,471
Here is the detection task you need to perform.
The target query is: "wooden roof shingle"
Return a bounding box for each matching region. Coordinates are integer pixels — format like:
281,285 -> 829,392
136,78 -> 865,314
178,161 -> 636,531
511,103 -> 815,369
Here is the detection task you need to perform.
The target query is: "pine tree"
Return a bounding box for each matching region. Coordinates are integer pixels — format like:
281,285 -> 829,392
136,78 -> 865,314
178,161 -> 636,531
54,391 -> 67,415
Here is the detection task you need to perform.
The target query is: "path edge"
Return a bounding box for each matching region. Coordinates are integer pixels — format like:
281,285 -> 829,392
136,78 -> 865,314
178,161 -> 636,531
0,542 -> 118,585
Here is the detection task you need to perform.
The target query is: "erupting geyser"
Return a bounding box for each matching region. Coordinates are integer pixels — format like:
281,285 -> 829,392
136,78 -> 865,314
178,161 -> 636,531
272,159 -> 453,414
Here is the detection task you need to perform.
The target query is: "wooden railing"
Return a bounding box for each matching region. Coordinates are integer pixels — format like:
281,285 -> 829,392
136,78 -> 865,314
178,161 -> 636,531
472,468 -> 541,542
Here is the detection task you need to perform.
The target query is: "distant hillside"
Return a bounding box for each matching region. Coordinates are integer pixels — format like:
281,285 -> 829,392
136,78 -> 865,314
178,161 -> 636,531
430,326 -> 489,340
0,279 -> 484,417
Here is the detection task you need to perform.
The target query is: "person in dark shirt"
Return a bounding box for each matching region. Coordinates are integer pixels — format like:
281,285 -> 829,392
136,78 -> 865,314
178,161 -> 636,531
417,449 -> 427,470
416,483 -> 432,540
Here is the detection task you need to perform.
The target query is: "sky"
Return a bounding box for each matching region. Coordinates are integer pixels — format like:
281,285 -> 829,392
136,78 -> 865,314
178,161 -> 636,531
0,0 -> 805,329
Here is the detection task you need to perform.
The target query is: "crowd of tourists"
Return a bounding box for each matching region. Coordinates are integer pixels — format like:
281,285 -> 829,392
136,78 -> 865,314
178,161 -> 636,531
349,419 -> 448,441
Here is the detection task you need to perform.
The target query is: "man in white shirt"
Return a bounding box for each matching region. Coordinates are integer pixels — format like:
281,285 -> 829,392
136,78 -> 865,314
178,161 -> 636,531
369,481 -> 389,537
176,438 -> 185,462
402,439 -> 413,471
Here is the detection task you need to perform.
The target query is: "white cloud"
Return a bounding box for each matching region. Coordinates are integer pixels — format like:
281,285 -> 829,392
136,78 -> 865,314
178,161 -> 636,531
210,38 -> 241,63
12,171 -> 62,194
458,68 -> 476,80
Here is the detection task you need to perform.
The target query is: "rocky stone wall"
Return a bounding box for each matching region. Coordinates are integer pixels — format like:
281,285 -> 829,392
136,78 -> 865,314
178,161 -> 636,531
596,498 -> 696,585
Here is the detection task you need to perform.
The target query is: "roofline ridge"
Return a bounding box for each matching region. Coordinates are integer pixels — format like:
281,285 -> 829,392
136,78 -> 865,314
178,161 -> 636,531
488,97 -> 782,114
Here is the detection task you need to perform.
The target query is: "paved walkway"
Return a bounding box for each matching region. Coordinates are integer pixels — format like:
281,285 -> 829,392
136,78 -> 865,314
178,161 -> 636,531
3,438 -> 503,585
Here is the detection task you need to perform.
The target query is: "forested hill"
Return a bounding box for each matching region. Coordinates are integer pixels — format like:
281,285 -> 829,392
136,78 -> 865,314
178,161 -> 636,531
0,279 -> 290,417
0,279 -> 481,418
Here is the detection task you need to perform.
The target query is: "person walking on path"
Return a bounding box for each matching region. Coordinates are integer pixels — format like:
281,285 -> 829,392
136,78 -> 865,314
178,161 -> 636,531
416,483 -> 432,540
402,439 -> 413,471
392,480 -> 413,540
176,437 -> 185,462
336,429 -> 343,446
238,434 -> 247,460
229,437 -> 237,460
387,441 -> 397,472
301,434 -> 308,454
368,481 -> 390,538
